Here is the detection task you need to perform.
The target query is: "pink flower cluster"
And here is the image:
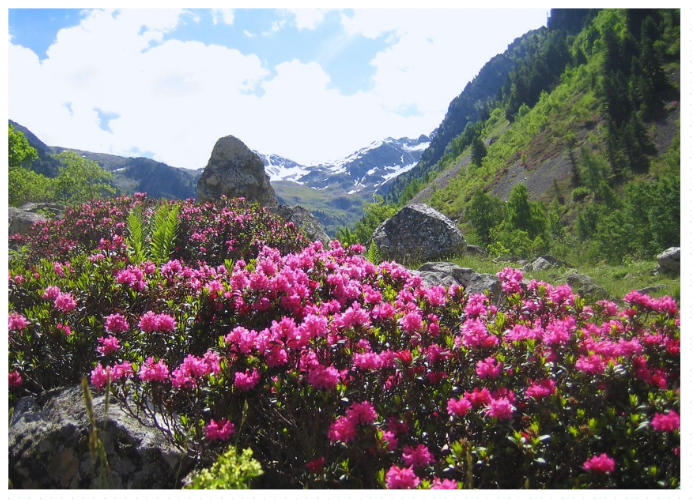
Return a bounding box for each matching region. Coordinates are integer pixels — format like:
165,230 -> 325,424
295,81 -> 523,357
205,418 -> 235,442
328,401 -> 378,443
582,453 -> 615,474
104,313 -> 129,333
138,357 -> 169,382
651,411 -> 680,432
8,312 -> 30,332
171,351 -> 221,389
138,311 -> 177,333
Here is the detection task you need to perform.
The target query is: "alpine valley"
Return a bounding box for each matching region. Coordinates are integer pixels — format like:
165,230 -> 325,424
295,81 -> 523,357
10,118 -> 431,236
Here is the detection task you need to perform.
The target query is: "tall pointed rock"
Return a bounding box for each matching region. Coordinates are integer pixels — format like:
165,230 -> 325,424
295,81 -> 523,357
196,136 -> 278,207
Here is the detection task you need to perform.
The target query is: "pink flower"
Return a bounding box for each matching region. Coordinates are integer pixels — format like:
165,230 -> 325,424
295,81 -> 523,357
91,363 -> 111,390
459,318 -> 498,349
8,312 -> 30,331
138,357 -> 169,382
346,401 -> 377,424
42,285 -> 61,300
582,453 -> 615,474
111,361 -> 134,380
525,379 -> 556,399
54,292 -> 77,313
234,368 -> 261,391
307,364 -> 340,390
225,326 -> 258,354
385,465 -> 420,489
447,397 -> 473,417
380,430 -> 398,451
205,418 -> 235,442
475,357 -> 503,379
402,444 -> 434,468
9,370 -> 23,388
353,352 -> 382,370
138,311 -> 177,333
305,457 -> 325,474
484,397 -> 515,420
104,313 -> 129,334
651,411 -> 680,432
336,302 -> 371,329
97,335 -> 120,355
399,310 -> 423,334
464,387 -> 492,408
575,354 -> 606,375
155,313 -> 176,333
327,416 -> 357,443
431,478 -> 458,489
138,311 -> 159,333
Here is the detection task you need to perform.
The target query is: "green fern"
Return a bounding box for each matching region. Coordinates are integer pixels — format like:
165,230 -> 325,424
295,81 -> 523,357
366,240 -> 381,264
126,201 -> 180,265
150,202 -> 180,264
126,205 -> 147,264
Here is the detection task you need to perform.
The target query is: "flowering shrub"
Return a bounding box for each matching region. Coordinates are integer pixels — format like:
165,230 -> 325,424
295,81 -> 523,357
8,198 -> 680,489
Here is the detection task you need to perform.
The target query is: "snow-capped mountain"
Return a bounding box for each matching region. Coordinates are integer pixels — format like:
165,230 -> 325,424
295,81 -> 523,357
257,134 -> 430,196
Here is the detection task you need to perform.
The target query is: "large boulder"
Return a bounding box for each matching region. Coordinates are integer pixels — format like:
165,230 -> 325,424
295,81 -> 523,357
271,204 -> 331,246
414,262 -> 504,303
656,247 -> 680,274
9,385 -> 192,489
196,136 -> 278,207
9,206 -> 48,235
371,204 -> 466,263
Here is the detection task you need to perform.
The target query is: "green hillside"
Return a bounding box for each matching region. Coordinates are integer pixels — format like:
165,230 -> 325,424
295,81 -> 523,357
381,8 -> 679,267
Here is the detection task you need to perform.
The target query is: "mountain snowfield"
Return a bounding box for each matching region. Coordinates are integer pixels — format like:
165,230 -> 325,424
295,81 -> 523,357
258,135 -> 430,195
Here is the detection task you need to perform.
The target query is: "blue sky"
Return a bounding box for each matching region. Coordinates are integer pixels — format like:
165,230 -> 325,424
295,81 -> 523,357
8,6 -> 549,168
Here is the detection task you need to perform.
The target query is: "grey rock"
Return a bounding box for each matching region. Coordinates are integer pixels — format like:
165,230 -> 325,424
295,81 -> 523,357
20,202 -> 65,217
414,262 -> 503,303
371,204 -> 466,263
566,271 -> 610,300
656,247 -> 680,274
637,284 -> 666,296
466,244 -> 488,257
9,206 -> 48,235
524,256 -> 553,272
523,255 -> 570,272
196,136 -> 278,207
272,204 -> 331,245
9,385 -> 191,489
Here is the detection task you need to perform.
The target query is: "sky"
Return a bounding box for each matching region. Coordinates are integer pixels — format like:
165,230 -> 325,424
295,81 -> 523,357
7,5 -> 549,169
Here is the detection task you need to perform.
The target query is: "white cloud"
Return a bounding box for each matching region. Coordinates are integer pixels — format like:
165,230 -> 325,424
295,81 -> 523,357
341,9 -> 549,118
211,9 -> 234,26
8,8 -> 548,168
286,8 -> 329,30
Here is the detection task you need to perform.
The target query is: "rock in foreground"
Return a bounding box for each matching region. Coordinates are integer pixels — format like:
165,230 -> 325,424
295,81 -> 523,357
9,386 -> 191,489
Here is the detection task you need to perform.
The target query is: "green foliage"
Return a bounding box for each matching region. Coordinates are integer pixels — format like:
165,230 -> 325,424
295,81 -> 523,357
336,226 -> 360,246
9,167 -> 55,207
185,447 -> 263,489
126,204 -> 148,265
488,221 -> 545,259
507,184 -> 546,241
8,124 -> 38,170
352,195 -> 398,244
7,128 -> 116,207
465,190 -> 506,246
366,240 -> 382,265
150,202 -> 181,264
470,136 -> 487,167
126,201 -> 181,265
8,125 -> 49,207
53,151 -> 116,204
